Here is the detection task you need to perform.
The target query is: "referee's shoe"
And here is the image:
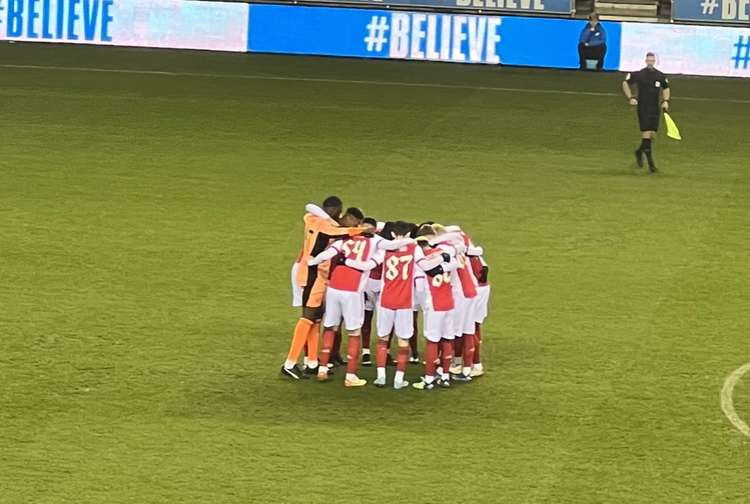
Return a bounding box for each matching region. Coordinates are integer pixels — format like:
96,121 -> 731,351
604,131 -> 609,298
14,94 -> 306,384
634,149 -> 644,168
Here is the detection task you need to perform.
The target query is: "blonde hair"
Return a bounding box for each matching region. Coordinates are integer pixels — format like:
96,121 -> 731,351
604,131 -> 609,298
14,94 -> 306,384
431,223 -> 446,235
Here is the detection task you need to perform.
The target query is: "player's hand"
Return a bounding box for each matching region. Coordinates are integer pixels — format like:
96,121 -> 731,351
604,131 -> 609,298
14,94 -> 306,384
661,101 -> 669,111
629,98 -> 638,106
347,226 -> 367,237
424,265 -> 444,277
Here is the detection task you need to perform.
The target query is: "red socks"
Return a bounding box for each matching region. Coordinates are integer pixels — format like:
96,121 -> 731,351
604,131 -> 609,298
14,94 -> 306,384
396,346 -> 409,372
425,341 -> 439,377
376,339 -> 389,368
319,329 -> 336,368
346,335 -> 361,375
462,333 -> 475,369
454,335 -> 464,358
440,339 -> 454,374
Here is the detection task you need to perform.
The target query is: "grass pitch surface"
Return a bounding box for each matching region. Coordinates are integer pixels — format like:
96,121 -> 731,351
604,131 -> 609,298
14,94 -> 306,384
1,42 -> 749,503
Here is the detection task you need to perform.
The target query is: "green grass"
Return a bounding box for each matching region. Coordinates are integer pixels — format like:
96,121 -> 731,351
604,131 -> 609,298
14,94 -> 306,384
1,42 -> 749,503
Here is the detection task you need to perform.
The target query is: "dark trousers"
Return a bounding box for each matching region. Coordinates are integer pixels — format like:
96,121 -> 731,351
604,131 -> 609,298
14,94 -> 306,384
578,43 -> 606,71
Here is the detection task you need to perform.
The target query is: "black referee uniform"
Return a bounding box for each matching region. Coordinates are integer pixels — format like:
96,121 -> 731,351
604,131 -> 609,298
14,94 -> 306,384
625,66 -> 669,171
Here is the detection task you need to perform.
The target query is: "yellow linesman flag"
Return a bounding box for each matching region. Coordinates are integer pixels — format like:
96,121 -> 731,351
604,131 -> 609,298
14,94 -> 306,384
664,112 -> 682,140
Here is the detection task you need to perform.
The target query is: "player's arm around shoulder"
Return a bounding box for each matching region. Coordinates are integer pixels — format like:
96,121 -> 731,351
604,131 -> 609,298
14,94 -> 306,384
308,240 -> 342,266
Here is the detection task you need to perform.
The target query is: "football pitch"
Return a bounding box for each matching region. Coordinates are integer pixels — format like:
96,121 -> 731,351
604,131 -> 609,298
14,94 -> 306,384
1,42 -> 749,503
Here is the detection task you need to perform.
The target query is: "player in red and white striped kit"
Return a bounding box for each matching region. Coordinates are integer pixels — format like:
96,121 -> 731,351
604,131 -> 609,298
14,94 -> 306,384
440,226 -> 484,381
308,226 -> 413,387
469,252 -> 489,377
361,218 -> 386,367
412,226 -> 460,390
425,226 -> 476,383
347,221 -> 445,389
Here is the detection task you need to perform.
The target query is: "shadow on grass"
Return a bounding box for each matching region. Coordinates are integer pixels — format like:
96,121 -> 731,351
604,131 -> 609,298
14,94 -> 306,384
170,341 -> 549,434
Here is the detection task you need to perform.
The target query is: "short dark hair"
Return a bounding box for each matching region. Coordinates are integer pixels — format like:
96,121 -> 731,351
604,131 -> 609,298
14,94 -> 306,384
406,222 -> 419,238
322,196 -> 342,208
344,207 -> 364,221
646,52 -> 655,58
378,221 -> 395,238
391,220 -> 411,237
362,217 -> 377,227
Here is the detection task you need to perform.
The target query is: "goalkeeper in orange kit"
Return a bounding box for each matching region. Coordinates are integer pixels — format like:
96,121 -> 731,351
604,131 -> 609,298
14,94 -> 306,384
281,197 -> 364,380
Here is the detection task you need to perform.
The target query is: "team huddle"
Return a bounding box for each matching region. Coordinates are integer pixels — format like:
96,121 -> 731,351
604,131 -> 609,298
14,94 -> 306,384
281,196 -> 490,390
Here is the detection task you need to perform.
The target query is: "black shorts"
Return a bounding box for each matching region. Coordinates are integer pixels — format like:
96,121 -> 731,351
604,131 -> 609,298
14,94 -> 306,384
638,107 -> 660,132
301,265 -> 326,318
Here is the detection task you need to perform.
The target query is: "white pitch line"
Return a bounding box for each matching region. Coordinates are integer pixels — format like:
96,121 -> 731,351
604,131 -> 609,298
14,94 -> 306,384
2,63 -> 750,105
720,362 -> 750,437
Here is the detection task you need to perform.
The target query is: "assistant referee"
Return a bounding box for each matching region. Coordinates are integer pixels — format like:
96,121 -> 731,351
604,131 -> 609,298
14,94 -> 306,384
622,52 -> 671,173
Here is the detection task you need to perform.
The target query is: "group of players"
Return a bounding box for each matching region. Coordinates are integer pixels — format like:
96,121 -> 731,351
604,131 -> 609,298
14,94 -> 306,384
280,196 -> 490,390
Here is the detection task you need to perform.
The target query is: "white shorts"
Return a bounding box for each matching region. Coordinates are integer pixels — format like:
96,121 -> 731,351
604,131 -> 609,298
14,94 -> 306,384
376,306 -> 414,339
423,309 -> 454,343
452,292 -> 477,336
291,262 -> 302,307
323,288 -> 365,331
474,285 -> 491,324
364,278 -> 381,311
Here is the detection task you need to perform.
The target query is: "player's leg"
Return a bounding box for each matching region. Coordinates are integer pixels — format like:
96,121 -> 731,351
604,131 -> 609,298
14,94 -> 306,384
471,285 -> 490,377
361,288 -> 376,366
413,310 -> 440,390
392,309 -> 414,390
411,281 -> 425,364
318,325 -> 337,374
454,297 -> 478,382
282,280 -> 318,379
303,277 -> 328,374
384,332 -> 396,367
374,305 -> 395,387
438,311 -> 455,387
409,310 -> 420,363
449,293 -> 466,374
303,320 -> 322,375
343,292 -> 367,387
317,289 -> 344,381
361,309 -> 374,365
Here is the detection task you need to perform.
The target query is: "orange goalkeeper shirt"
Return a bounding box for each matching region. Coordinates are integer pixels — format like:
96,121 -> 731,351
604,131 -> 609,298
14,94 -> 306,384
295,213 -> 363,288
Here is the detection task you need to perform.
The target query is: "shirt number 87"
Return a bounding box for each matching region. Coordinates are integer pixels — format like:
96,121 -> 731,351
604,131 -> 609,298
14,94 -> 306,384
385,255 -> 413,281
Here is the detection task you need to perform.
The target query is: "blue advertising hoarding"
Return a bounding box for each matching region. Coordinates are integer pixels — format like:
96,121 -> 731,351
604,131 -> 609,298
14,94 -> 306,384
305,0 -> 574,15
248,4 -> 621,68
0,0 -> 249,51
672,0 -> 750,24
0,0 -> 746,79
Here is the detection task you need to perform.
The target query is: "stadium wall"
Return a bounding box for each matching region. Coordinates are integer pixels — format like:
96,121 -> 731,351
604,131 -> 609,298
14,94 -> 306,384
0,0 -> 748,78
